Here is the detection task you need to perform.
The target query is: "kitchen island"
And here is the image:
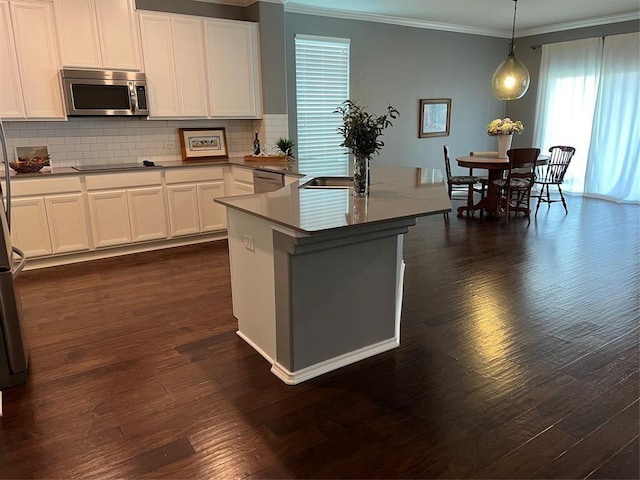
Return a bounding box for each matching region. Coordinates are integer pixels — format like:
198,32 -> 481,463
215,164 -> 451,384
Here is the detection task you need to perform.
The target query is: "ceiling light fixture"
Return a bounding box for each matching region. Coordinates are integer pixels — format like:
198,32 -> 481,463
491,0 -> 530,100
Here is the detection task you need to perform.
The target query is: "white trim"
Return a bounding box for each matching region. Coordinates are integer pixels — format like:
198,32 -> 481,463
295,33 -> 350,45
285,4 -> 640,39
519,12 -> 640,37
270,336 -> 400,385
236,330 -> 275,363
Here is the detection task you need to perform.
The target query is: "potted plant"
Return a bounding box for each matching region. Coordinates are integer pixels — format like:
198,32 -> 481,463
274,137 -> 296,158
335,100 -> 399,196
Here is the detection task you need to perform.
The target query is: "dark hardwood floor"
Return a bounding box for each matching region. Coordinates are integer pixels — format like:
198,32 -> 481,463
1,195 -> 638,479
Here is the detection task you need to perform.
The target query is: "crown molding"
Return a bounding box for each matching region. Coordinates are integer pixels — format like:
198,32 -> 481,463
284,4 -> 640,39
285,4 -> 511,38
518,12 -> 640,37
193,0 -> 286,6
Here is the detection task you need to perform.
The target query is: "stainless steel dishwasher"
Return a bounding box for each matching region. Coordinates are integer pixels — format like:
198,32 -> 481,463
253,168 -> 285,193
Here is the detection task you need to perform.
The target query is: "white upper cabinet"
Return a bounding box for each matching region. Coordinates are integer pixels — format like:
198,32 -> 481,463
8,0 -> 64,119
172,15 -> 208,118
138,12 -> 180,117
0,2 -> 25,118
204,18 -> 262,118
138,10 -> 262,119
138,11 -> 207,118
54,0 -> 140,71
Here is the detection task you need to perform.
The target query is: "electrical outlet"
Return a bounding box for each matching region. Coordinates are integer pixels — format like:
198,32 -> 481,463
243,235 -> 255,252
165,141 -> 175,149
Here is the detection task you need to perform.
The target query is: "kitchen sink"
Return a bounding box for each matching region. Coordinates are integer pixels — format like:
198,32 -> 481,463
300,176 -> 353,189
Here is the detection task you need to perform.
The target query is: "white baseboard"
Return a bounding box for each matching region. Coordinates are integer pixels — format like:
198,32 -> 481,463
270,336 -> 400,385
22,232 -> 228,270
236,330 -> 275,364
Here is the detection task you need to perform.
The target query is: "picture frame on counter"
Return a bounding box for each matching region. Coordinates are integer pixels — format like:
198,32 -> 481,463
419,98 -> 451,138
15,145 -> 50,163
14,145 -> 52,171
179,128 -> 228,161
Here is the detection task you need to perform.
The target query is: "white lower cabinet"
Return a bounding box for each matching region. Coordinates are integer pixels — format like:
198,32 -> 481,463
198,182 -> 226,232
45,194 -> 90,253
166,184 -> 199,236
127,186 -> 167,242
87,189 -> 132,247
230,166 -> 254,195
10,176 -> 88,257
166,181 -> 226,236
9,165 -> 282,264
85,171 -> 167,247
11,197 -> 52,257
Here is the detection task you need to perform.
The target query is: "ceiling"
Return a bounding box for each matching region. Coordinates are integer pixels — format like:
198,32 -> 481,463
198,0 -> 640,37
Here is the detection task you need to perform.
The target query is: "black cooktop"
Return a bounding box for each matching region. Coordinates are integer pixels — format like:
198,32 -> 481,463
72,163 -> 161,172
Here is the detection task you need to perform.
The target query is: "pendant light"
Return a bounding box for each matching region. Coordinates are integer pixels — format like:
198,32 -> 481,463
491,0 -> 530,100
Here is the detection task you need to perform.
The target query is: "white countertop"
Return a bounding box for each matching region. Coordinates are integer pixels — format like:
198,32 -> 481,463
215,164 -> 451,234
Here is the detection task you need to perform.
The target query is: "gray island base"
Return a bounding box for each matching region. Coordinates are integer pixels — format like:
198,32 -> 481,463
216,164 -> 451,384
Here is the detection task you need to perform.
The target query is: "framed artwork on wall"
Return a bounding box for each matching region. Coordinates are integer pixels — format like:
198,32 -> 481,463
179,128 -> 228,161
419,98 -> 451,138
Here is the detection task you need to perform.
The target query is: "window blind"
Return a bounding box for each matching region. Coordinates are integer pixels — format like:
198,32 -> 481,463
295,35 -> 350,177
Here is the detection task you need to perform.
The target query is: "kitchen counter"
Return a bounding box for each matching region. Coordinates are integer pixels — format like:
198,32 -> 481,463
1,157 -> 305,179
215,164 -> 451,385
216,164 -> 450,234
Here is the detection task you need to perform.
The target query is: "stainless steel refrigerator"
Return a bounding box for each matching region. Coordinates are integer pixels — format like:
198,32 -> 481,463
0,119 -> 28,389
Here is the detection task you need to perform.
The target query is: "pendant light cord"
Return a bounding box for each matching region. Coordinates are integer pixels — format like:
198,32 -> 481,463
509,0 -> 518,53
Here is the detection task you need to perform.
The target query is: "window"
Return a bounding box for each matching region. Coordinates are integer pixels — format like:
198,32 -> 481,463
295,35 -> 350,177
534,33 -> 639,202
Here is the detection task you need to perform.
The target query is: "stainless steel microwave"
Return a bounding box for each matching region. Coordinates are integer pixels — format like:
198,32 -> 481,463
60,69 -> 149,117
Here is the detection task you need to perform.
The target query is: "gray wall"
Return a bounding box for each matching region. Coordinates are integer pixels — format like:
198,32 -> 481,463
284,14 -> 510,171
507,20 -> 639,148
135,0 -> 247,20
247,2 -> 287,114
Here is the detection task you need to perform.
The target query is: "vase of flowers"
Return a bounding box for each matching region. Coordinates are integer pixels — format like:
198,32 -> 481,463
335,100 -> 399,196
487,118 -> 524,158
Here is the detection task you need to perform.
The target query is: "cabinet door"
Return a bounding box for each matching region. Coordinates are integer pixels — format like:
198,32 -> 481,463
171,15 -> 207,118
204,19 -> 262,118
54,0 -> 101,69
45,194 -> 90,254
88,190 -> 132,247
10,1 -> 64,119
198,181 -> 226,232
10,197 -> 52,257
233,180 -> 254,196
166,184 -> 199,237
0,1 -> 25,118
138,12 -> 180,118
127,186 -> 167,242
94,0 -> 139,70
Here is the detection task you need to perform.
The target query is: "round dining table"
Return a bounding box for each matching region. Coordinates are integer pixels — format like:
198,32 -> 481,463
455,154 -> 548,217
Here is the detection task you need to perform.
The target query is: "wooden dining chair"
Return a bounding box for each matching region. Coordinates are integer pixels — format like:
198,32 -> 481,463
493,148 -> 540,225
533,145 -> 575,215
443,145 -> 480,218
469,151 -> 495,199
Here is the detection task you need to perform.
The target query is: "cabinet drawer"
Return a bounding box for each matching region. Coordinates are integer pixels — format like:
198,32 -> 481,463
231,166 -> 254,183
11,176 -> 82,196
85,171 -> 162,190
165,166 -> 225,184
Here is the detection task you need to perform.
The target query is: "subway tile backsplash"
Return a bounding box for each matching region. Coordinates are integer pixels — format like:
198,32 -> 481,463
4,114 -> 289,168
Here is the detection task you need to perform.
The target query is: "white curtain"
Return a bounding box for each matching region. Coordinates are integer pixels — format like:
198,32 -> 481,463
533,38 -> 601,194
585,33 -> 640,203
534,33 -> 640,203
